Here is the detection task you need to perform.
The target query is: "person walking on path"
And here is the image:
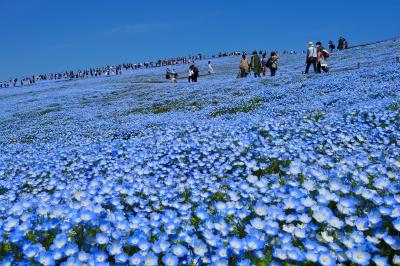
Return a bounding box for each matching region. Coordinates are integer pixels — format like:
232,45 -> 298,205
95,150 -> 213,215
316,42 -> 329,73
239,54 -> 250,78
250,51 -> 262,78
267,52 -> 279,77
305,42 -> 318,74
208,61 -> 215,74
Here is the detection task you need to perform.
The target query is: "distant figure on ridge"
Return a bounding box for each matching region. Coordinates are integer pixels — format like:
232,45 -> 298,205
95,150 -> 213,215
305,42 -> 318,74
239,54 -> 250,78
261,53 -> 269,76
188,66 -> 194,82
329,40 -> 336,53
171,69 -> 178,83
250,51 -> 262,78
208,61 -> 215,74
338,36 -> 347,51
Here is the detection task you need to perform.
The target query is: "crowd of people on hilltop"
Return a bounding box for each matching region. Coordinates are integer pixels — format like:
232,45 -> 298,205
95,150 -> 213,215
237,36 -> 349,79
239,51 -> 279,78
1,36 -> 350,88
0,52 -> 235,89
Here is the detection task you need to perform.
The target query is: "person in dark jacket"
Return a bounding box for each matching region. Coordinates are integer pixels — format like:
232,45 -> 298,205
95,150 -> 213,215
192,64 -> 199,82
329,40 -> 335,53
250,51 -> 262,78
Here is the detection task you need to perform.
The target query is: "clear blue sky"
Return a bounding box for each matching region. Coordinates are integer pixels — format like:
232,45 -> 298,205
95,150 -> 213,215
1,0 -> 399,80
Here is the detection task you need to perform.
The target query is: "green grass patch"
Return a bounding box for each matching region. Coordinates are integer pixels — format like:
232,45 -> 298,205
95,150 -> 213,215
209,97 -> 265,117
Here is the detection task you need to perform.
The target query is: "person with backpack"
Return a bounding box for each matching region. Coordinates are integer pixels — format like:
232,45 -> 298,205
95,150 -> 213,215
239,54 -> 250,78
305,42 -> 318,74
250,51 -> 262,78
261,53 -> 268,76
316,42 -> 329,73
267,52 -> 279,77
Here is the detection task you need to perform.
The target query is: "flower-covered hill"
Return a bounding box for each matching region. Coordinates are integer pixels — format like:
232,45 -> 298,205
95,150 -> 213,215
0,39 -> 399,265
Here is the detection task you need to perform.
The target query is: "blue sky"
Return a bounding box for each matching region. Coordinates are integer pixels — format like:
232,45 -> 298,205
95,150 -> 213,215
0,0 -> 399,80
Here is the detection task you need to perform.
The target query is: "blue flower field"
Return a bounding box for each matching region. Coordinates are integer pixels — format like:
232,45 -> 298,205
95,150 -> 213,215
0,39 -> 399,265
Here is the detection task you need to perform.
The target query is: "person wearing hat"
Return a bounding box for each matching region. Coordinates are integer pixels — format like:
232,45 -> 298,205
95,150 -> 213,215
305,42 -> 318,74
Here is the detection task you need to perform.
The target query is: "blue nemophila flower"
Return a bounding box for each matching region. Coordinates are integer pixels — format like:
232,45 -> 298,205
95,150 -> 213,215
23,244 -> 41,258
95,233 -> 109,245
129,253 -> 144,265
171,244 -> 188,257
77,251 -> 89,263
107,242 -> 123,256
318,252 -> 335,266
64,243 -> 79,257
162,253 -> 179,266
312,206 -> 333,223
93,249 -> 108,263
253,202 -> 268,216
347,249 -> 371,266
115,252 -> 129,263
143,252 -> 158,266
37,252 -> 56,266
372,255 -> 389,266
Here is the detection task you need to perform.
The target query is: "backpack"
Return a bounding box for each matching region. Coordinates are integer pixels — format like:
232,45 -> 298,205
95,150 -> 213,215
265,58 -> 273,68
322,49 -> 330,58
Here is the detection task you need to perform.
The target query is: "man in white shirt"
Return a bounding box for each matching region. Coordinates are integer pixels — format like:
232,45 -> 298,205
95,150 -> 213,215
305,42 -> 318,74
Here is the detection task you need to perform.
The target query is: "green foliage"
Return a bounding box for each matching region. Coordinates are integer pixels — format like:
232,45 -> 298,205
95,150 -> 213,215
210,191 -> 228,202
210,97 -> 265,117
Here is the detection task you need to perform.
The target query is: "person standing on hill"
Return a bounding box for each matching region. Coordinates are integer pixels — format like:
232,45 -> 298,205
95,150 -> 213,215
338,36 -> 345,50
316,42 -> 329,73
261,53 -> 269,76
188,66 -> 194,82
166,68 -> 171,80
239,54 -> 250,78
192,65 -> 199,82
267,52 -> 279,77
208,61 -> 215,74
329,40 -> 335,53
250,51 -> 262,78
305,42 -> 318,74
